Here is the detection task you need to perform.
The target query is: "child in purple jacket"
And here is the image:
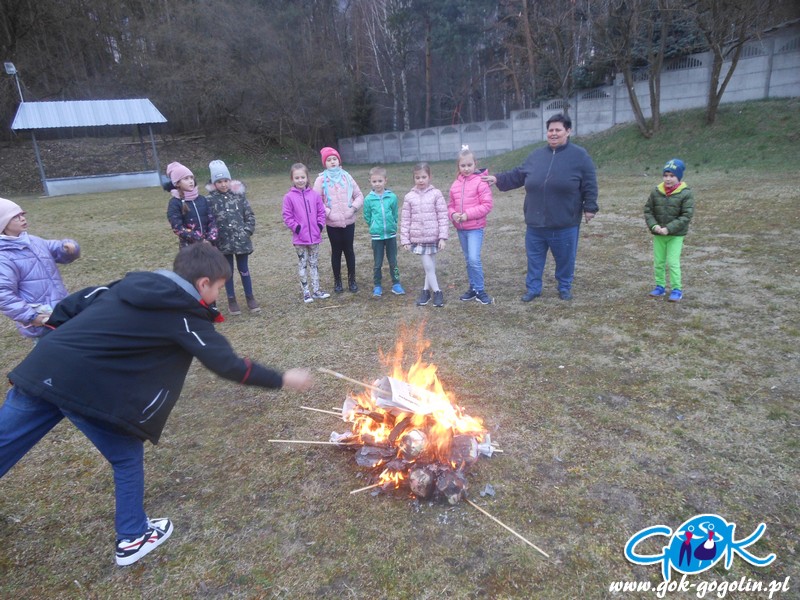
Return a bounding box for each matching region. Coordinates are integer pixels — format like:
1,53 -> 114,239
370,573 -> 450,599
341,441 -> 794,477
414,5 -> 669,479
0,197 -> 80,339
282,163 -> 330,303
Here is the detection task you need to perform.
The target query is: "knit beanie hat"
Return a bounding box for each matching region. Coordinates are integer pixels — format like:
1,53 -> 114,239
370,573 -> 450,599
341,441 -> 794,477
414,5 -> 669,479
209,160 -> 232,183
0,197 -> 25,234
166,162 -> 194,185
663,158 -> 685,181
320,147 -> 341,167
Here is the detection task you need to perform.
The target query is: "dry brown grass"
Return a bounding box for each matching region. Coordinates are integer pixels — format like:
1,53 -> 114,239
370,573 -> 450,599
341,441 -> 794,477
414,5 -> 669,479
0,155 -> 798,599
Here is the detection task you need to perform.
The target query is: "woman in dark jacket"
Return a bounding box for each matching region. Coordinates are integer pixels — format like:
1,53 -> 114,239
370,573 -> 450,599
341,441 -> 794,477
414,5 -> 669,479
484,113 -> 598,302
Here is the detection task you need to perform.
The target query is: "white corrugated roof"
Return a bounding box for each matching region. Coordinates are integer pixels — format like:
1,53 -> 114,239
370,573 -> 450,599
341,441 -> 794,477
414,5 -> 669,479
11,99 -> 167,130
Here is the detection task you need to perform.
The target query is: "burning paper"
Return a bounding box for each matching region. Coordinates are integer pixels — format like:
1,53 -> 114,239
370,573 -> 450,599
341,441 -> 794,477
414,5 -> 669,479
328,333 -> 496,504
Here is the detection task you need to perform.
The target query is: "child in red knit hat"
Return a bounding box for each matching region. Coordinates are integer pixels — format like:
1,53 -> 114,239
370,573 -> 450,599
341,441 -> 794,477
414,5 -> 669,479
312,147 -> 364,293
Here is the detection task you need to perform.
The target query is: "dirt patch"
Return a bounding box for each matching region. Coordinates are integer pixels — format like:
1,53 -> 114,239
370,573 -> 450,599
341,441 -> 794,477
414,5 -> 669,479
0,135 -> 218,196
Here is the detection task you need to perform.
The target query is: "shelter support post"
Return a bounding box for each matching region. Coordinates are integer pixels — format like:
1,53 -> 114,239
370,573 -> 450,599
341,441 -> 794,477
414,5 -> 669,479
30,132 -> 49,196
148,125 -> 161,178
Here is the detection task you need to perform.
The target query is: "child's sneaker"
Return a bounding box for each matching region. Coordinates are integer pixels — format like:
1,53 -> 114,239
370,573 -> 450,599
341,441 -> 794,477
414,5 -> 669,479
668,289 -> 683,302
115,518 -> 173,566
459,288 -> 477,301
416,289 -> 431,306
391,283 -> 405,295
373,285 -> 382,297
227,298 -> 242,315
475,290 -> 492,305
303,291 -> 313,303
312,290 -> 331,300
245,296 -> 261,313
649,285 -> 666,297
432,290 -> 444,307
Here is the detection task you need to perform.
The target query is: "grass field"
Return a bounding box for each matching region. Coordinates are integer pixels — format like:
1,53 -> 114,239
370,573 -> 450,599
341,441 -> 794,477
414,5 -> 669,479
0,99 -> 798,599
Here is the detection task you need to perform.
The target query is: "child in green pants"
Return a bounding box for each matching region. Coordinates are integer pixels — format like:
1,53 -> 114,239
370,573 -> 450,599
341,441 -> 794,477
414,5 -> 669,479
644,158 -> 694,302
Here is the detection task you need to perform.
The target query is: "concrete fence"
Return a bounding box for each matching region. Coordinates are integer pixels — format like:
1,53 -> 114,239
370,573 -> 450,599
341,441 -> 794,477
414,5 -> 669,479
339,22 -> 800,165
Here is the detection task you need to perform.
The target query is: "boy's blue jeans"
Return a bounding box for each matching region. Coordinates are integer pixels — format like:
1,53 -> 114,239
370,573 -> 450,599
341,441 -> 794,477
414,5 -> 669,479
0,386 -> 148,538
525,225 -> 580,294
457,228 -> 485,292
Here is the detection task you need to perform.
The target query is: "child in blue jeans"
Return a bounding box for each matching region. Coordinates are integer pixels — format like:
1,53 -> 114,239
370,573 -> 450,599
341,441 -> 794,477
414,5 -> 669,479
0,243 -> 312,566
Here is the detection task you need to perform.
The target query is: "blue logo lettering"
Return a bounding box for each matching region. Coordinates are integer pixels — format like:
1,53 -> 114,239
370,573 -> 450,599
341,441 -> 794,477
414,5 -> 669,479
624,514 -> 775,582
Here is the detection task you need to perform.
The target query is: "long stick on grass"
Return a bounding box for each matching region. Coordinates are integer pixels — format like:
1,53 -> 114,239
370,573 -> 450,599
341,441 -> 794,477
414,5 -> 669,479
268,439 -> 358,446
349,482 -> 384,494
300,406 -> 342,416
465,499 -> 549,558
318,367 -> 388,396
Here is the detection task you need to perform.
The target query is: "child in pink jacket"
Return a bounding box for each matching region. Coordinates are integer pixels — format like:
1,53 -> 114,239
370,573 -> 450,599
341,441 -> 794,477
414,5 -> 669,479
312,147 -> 363,293
283,163 -> 330,304
400,163 -> 449,308
448,146 -> 493,305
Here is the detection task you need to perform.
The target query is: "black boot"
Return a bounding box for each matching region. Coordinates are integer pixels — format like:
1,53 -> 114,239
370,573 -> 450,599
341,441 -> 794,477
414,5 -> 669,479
348,275 -> 358,293
334,278 -> 343,293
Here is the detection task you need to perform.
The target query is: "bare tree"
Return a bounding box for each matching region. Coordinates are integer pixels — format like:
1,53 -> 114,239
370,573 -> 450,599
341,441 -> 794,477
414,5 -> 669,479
596,0 -> 676,137
686,0 -> 774,124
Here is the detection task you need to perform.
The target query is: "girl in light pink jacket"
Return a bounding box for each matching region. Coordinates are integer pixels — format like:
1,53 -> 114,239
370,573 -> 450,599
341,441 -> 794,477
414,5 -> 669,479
312,147 -> 364,293
400,163 -> 449,308
448,147 -> 494,305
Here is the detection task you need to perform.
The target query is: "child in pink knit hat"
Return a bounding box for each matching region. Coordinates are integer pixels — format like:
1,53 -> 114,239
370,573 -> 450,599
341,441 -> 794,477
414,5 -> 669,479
0,197 -> 81,339
312,147 -> 364,293
164,162 -> 218,248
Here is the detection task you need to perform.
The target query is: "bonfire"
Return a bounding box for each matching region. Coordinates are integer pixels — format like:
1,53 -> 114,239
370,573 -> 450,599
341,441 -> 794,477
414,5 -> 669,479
269,333 -> 548,557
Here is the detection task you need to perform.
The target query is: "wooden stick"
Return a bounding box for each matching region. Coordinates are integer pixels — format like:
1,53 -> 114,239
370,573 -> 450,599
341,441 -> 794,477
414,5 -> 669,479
318,367 -> 389,396
349,482 -> 384,494
299,406 -> 342,416
267,439 -> 359,446
466,499 -> 549,558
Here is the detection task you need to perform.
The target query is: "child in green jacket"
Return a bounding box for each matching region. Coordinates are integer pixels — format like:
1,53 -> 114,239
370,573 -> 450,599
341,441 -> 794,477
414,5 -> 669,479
363,166 -> 405,298
644,158 -> 695,302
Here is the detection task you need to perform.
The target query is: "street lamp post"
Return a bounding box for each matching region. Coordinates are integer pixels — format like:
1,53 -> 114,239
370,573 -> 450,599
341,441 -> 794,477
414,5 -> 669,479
4,62 -> 24,102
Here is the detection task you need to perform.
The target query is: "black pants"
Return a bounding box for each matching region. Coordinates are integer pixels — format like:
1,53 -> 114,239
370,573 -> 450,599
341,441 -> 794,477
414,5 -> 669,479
327,223 -> 356,282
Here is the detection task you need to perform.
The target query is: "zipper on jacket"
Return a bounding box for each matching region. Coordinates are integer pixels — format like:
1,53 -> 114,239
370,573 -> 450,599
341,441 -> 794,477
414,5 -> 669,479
380,193 -> 388,238
302,189 -> 313,234
190,201 -> 204,236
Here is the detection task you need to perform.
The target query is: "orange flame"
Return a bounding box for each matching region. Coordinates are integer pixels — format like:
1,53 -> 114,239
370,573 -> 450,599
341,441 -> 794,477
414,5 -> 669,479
346,325 -> 487,466
378,469 -> 405,488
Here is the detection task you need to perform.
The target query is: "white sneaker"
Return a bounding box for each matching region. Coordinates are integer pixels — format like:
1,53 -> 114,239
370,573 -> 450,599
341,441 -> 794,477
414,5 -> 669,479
115,518 -> 173,566
312,290 -> 331,299
303,292 -> 314,303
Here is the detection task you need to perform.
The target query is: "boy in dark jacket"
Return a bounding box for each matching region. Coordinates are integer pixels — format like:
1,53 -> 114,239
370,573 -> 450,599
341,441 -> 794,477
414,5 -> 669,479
0,243 -> 312,566
644,158 -> 695,302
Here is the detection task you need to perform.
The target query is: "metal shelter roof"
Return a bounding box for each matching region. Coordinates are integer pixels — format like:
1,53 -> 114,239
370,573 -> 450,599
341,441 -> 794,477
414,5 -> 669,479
11,99 -> 167,130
